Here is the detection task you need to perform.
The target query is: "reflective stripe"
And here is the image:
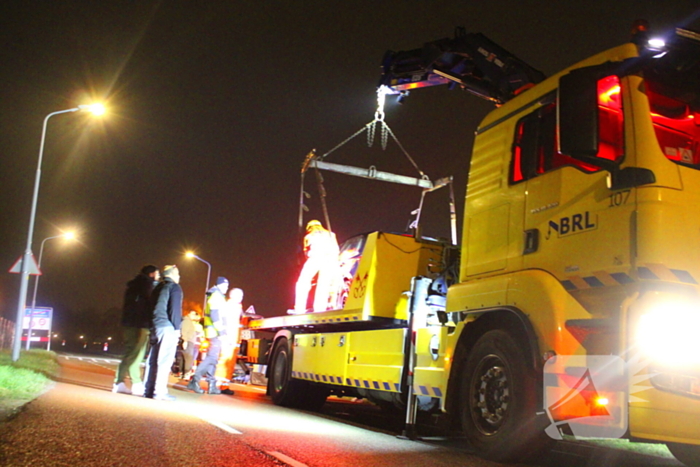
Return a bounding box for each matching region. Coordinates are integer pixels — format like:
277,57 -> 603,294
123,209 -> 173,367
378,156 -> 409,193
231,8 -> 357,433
293,371 -> 404,393
562,264 -> 697,290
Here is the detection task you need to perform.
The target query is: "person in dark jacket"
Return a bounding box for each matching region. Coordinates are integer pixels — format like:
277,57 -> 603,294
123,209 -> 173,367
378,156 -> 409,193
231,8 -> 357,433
113,264 -> 160,396
143,265 -> 183,401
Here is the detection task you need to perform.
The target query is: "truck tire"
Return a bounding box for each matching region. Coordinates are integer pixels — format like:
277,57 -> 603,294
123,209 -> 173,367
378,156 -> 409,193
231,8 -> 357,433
668,443 -> 700,467
460,329 -> 549,462
268,337 -> 328,411
269,337 -> 300,407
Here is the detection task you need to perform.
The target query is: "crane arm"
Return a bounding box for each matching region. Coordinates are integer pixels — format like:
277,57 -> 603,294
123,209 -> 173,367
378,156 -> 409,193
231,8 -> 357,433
379,27 -> 546,104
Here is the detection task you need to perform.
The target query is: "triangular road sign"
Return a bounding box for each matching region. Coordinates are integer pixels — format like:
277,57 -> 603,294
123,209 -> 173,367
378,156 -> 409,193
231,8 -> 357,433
9,254 -> 42,275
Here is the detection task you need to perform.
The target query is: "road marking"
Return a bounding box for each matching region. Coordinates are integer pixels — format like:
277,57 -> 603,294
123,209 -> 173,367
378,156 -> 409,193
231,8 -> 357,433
267,451 -> 309,467
60,355 -> 120,364
199,418 -> 307,467
59,355 -> 120,374
203,418 -> 243,435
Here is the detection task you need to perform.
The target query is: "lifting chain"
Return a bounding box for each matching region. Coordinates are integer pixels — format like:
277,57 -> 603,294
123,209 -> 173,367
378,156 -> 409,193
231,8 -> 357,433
300,86 -> 432,237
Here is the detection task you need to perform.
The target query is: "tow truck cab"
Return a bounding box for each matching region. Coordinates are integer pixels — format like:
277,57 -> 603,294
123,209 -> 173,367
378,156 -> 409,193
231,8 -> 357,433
244,27 -> 700,465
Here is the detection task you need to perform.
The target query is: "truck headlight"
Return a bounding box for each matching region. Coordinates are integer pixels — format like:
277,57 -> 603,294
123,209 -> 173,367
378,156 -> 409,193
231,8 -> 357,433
635,300 -> 700,367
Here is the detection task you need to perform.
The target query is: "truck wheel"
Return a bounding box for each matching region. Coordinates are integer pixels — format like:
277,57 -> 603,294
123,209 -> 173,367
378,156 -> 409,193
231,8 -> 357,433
668,443 -> 700,466
460,329 -> 548,462
268,337 -> 328,411
269,337 -> 300,407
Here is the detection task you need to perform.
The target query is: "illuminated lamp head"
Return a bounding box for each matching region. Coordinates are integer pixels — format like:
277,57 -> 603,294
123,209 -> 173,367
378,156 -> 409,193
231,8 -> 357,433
648,38 -> 666,50
636,300 -> 700,367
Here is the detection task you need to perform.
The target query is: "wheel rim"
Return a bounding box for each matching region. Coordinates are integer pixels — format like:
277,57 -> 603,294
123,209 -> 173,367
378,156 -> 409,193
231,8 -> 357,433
272,348 -> 288,393
470,354 -> 510,435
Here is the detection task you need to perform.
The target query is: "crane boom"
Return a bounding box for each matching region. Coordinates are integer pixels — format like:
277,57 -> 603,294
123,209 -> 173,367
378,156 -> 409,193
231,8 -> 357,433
379,27 -> 546,104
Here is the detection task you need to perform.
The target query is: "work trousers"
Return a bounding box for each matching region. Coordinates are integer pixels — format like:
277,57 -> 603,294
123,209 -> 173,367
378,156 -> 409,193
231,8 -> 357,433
295,256 -> 336,312
183,340 -> 200,374
215,339 -> 236,381
144,325 -> 179,397
114,326 -> 149,384
194,336 -> 221,384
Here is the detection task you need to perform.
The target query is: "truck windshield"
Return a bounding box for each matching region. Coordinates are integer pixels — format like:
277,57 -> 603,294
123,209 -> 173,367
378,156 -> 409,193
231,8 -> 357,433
644,35 -> 700,168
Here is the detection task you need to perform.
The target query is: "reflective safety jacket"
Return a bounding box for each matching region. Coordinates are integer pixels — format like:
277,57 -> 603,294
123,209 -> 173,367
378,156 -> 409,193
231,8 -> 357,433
203,287 -> 227,339
304,225 -> 339,259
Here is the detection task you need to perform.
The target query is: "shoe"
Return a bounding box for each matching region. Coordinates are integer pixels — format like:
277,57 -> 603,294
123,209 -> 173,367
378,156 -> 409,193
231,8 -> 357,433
221,388 -> 235,395
112,382 -> 131,395
153,394 -> 176,401
187,379 -> 204,394
208,381 -> 221,395
131,383 -> 145,397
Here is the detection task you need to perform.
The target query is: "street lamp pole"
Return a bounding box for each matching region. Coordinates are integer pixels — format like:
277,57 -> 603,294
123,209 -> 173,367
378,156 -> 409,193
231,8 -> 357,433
12,104 -> 104,362
186,252 -> 211,312
26,232 -> 74,351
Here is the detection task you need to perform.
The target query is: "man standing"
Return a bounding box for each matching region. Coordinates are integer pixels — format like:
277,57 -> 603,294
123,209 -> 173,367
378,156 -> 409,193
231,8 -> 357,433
216,287 -> 245,384
187,276 -> 229,395
292,219 -> 340,314
180,310 -> 203,379
143,265 -> 183,401
113,264 -> 159,396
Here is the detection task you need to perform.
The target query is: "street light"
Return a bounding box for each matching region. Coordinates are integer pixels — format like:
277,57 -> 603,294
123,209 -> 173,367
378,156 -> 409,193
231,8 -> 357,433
12,104 -> 105,362
185,251 -> 211,312
26,231 -> 77,350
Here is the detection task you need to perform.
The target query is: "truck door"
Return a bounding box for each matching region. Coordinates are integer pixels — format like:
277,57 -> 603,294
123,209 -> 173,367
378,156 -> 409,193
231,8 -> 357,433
512,79 -> 634,297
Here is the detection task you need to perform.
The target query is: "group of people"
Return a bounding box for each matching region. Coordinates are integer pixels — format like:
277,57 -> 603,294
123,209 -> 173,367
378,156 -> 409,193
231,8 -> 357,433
112,264 -> 251,401
111,219 -> 336,401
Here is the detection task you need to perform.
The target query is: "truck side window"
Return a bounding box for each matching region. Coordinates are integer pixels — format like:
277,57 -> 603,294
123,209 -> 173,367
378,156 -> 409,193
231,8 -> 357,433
511,77 -> 624,184
511,112 -> 540,182
597,75 -> 625,162
647,83 -> 700,167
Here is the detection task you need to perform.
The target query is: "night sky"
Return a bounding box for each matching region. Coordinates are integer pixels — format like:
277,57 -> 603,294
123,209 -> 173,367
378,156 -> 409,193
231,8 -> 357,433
1,2 -> 698,337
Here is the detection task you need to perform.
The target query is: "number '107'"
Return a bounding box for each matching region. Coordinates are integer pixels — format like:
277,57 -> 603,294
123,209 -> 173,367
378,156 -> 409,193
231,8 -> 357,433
609,189 -> 631,207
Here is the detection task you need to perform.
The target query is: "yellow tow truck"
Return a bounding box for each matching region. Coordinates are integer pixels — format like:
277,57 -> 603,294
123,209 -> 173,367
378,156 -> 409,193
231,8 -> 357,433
242,24 -> 700,465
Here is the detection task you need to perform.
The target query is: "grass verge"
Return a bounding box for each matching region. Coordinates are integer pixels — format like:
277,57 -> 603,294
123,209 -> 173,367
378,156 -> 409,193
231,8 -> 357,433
0,349 -> 59,420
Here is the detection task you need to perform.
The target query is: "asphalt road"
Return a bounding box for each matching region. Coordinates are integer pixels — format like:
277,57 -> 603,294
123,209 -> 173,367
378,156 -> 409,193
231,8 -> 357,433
0,353 -> 686,467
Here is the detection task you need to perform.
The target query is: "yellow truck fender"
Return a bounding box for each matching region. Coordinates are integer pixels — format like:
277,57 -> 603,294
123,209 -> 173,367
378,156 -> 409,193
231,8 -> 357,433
444,307 -> 542,416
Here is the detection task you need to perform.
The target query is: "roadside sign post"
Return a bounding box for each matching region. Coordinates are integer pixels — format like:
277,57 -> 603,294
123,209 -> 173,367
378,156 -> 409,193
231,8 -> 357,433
9,255 -> 42,355
22,307 -> 52,350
